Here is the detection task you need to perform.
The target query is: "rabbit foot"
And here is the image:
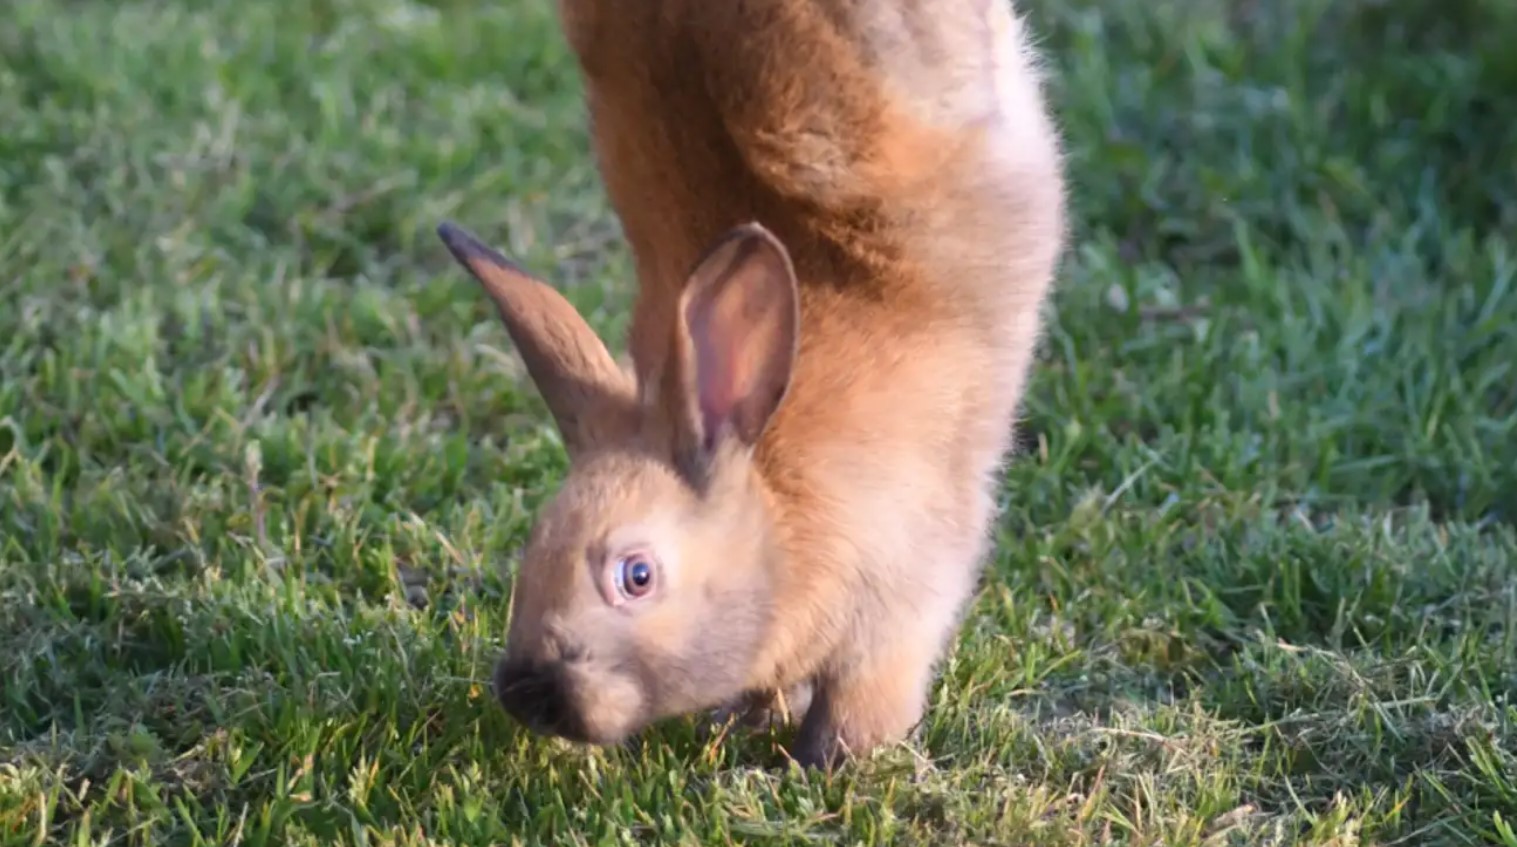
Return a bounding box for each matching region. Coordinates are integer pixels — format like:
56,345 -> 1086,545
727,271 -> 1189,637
789,648 -> 935,771
703,682 -> 814,738
747,681 -> 815,730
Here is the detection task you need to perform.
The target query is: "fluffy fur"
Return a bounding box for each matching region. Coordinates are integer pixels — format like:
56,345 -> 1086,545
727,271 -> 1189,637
440,0 -> 1067,768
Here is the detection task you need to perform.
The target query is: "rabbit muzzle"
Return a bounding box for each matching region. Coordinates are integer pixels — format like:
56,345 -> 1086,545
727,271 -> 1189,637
491,652 -> 648,746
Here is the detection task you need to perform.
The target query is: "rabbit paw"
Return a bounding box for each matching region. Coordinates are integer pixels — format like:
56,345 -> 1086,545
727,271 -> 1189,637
700,682 -> 815,740
790,644 -> 937,770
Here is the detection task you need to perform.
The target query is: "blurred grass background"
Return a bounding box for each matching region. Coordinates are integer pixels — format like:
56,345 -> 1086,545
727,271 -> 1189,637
2,0 -> 1515,844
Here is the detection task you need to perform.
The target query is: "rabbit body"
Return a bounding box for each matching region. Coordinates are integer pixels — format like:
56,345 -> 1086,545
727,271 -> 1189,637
441,0 -> 1066,768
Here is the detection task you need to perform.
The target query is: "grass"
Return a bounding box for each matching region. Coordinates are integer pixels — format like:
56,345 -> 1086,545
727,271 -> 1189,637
2,0 -> 1515,843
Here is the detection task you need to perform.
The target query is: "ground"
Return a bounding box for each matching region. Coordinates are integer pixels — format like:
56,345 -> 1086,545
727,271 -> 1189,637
2,0 -> 1515,844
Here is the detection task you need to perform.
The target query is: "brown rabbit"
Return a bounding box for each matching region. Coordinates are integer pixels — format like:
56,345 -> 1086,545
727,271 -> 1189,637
438,0 -> 1067,769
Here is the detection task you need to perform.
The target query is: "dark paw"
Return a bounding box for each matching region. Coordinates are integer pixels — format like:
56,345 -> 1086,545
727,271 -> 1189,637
786,730 -> 847,773
704,684 -> 814,736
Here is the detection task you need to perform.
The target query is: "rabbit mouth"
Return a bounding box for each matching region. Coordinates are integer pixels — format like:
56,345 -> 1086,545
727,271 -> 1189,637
492,655 -> 647,746
491,657 -> 587,741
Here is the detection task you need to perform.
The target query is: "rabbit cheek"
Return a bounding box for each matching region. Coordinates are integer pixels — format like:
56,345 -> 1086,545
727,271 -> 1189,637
632,588 -> 772,716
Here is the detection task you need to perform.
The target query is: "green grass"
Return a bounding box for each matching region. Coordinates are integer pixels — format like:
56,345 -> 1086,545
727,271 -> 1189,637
2,0 -> 1515,843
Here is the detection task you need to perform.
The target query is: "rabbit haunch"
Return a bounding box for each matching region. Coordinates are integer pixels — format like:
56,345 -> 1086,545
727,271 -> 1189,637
440,0 -> 1066,768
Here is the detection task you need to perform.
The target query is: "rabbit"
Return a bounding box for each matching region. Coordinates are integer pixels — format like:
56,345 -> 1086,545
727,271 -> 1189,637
437,0 -> 1067,770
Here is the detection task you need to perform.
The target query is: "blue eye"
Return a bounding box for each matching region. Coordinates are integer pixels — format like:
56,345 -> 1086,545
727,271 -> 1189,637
616,555 -> 656,599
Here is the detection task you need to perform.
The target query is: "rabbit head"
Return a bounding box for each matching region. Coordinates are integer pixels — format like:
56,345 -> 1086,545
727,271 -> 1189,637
437,220 -> 800,745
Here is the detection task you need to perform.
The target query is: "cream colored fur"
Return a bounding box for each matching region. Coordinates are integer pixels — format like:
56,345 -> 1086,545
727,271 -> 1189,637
438,0 -> 1067,768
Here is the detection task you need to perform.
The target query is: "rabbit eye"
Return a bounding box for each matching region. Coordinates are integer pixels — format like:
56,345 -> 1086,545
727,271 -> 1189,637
615,555 -> 656,600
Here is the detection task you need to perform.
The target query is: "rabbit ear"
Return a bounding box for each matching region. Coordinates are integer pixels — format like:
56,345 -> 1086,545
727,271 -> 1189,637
438,221 -> 633,458
671,222 -> 800,476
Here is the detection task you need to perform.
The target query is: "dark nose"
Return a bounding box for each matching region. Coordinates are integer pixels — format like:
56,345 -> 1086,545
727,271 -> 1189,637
492,658 -> 583,741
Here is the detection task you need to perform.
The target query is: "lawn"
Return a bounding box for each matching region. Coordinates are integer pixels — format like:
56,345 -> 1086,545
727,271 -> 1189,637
2,0 -> 1516,844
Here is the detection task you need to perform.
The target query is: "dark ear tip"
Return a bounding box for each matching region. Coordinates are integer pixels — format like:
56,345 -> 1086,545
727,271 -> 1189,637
436,219 -> 481,261
436,219 -> 529,276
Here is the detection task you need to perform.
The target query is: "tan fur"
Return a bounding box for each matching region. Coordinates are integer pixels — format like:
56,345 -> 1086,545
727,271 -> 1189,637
443,0 -> 1067,768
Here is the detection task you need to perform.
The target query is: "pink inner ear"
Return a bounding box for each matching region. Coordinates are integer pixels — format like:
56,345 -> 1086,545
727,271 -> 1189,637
680,224 -> 798,454
691,297 -> 743,449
